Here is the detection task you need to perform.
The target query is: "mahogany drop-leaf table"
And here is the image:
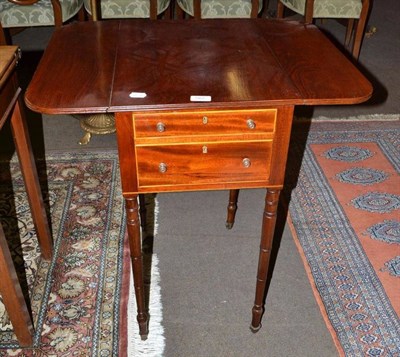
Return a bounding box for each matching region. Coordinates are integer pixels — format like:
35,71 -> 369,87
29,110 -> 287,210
25,19 -> 372,340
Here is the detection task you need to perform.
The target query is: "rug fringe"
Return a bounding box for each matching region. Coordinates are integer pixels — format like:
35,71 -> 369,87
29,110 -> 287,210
128,197 -> 165,356
128,255 -> 165,356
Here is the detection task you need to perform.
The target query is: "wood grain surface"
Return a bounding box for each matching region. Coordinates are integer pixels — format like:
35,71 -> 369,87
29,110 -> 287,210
25,19 -> 373,115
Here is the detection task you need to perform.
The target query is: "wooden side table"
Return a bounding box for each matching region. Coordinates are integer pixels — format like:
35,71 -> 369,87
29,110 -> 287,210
0,46 -> 53,346
25,19 -> 372,340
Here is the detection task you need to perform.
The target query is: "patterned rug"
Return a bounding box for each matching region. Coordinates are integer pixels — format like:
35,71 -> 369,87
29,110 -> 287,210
0,151 -> 163,356
287,120 -> 400,356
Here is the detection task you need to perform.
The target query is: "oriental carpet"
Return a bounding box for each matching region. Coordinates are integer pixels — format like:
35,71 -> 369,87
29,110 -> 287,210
287,120 -> 400,356
1,120 -> 399,356
0,151 -> 164,356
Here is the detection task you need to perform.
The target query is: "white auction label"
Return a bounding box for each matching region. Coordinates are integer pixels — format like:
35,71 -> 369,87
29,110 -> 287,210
129,92 -> 147,98
190,95 -> 212,102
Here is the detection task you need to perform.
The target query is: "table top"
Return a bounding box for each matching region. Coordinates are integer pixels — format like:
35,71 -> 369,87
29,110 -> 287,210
25,19 -> 372,115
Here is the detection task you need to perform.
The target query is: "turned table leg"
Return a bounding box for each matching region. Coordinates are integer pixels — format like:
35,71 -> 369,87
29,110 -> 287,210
125,196 -> 149,340
226,189 -> 239,229
250,188 -> 280,332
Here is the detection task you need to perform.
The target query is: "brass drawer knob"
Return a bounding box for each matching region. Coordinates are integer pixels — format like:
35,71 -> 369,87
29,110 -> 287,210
156,122 -> 166,132
242,158 -> 251,168
159,163 -> 168,173
246,119 -> 256,129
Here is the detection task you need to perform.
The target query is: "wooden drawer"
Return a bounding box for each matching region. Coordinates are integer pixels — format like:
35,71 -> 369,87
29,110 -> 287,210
136,141 -> 272,189
133,109 -> 277,139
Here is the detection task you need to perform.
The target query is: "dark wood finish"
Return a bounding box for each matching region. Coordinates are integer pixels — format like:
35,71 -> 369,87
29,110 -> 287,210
0,24 -> 6,46
1,46 -> 53,259
149,0 -> 157,20
26,21 -> 120,114
133,109 -> 276,139
0,45 -> 53,345
250,0 -> 259,18
49,0 -> 63,26
136,141 -> 272,188
193,0 -> 201,19
10,93 -> 53,259
251,188 -> 280,331
25,20 -> 372,114
0,224 -> 33,346
226,189 -> 239,229
117,106 -> 295,198
25,19 -> 372,339
125,196 -> 149,339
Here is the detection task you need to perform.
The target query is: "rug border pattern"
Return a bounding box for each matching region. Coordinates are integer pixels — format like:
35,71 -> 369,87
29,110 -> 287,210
288,127 -> 400,356
0,151 -> 127,355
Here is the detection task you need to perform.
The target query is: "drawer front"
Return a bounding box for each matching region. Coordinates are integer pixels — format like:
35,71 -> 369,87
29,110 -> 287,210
136,141 -> 272,189
134,109 -> 276,138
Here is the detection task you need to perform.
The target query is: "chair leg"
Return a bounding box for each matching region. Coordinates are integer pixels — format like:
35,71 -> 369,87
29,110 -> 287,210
77,6 -> 86,22
304,0 -> 315,24
226,189 -> 239,229
345,18 -> 354,48
352,18 -> 367,59
351,0 -> 370,59
10,92 -> 53,260
276,1 -> 284,18
0,224 -> 34,346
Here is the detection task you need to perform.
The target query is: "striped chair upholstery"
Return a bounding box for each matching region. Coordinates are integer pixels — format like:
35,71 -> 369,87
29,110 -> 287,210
84,0 -> 170,19
0,0 -> 83,28
177,0 -> 263,18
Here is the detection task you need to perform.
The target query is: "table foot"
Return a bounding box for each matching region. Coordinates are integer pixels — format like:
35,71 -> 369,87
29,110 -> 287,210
225,222 -> 234,230
138,316 -> 149,340
250,323 -> 262,333
79,131 -> 91,145
226,189 -> 239,230
251,304 -> 264,333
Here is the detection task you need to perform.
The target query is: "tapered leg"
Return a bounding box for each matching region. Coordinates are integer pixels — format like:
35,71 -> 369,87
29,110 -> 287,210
10,92 -> 53,260
226,189 -> 239,229
125,196 -> 149,340
345,19 -> 354,48
0,224 -> 34,346
276,1 -> 284,18
250,188 -> 280,332
352,18 -> 367,60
